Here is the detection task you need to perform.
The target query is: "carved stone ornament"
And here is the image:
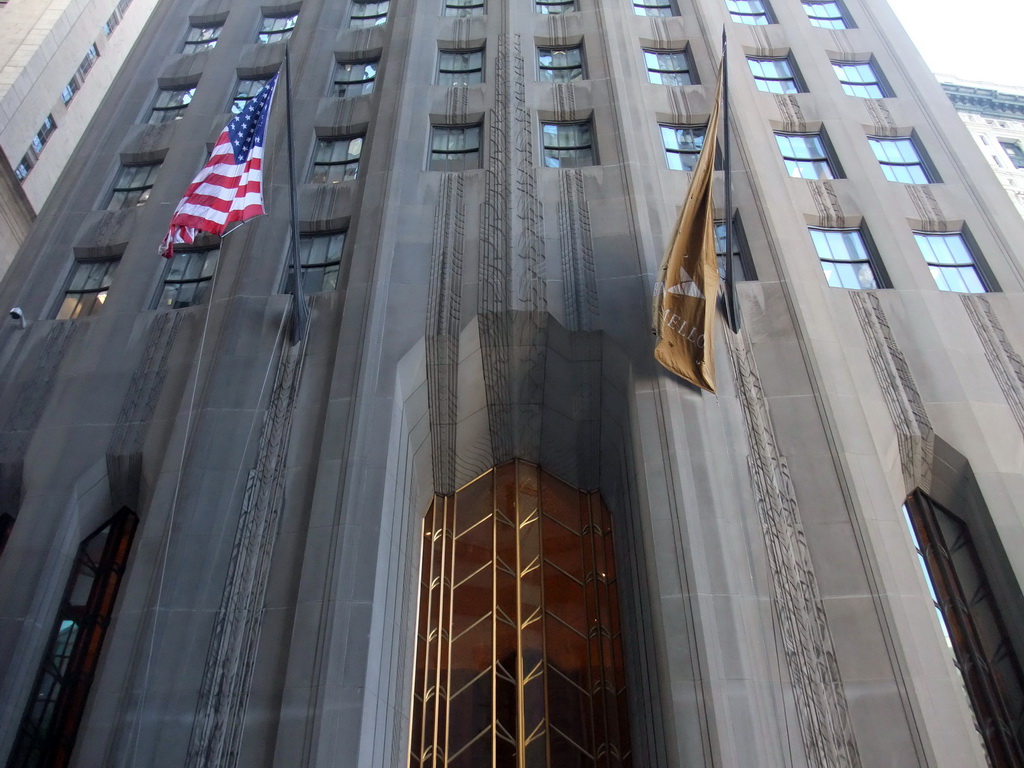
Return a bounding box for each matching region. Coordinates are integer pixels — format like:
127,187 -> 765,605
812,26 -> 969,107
426,174 -> 465,494
962,294 -> 1024,438
107,312 -> 183,509
478,34 -> 547,464
851,291 -> 933,491
185,341 -> 305,768
727,330 -> 862,767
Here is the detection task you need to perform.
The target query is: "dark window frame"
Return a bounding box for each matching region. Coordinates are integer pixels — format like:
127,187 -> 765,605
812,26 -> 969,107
429,124 -> 483,172
914,231 -> 991,294
904,491 -> 1024,766
832,59 -> 890,98
868,135 -> 934,184
632,0 -> 676,17
333,59 -> 378,97
727,0 -> 773,25
999,140 -> 1024,169
310,135 -> 364,183
809,226 -> 886,290
437,48 -> 485,86
660,123 -> 707,172
802,0 -> 851,28
350,0 -> 390,27
106,163 -> 161,210
643,48 -> 694,86
148,86 -> 196,124
16,115 -> 58,182
442,0 -> 485,16
775,131 -> 841,180
181,23 -> 221,54
285,231 -> 346,294
231,77 -> 271,115
714,214 -> 756,282
257,13 -> 298,44
541,120 -> 596,168
536,0 -> 576,11
156,246 -> 219,309
6,508 -> 138,768
55,258 -> 119,320
537,45 -> 585,83
747,55 -> 803,94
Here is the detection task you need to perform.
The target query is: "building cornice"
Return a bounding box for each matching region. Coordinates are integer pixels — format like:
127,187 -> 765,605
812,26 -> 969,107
942,82 -> 1024,120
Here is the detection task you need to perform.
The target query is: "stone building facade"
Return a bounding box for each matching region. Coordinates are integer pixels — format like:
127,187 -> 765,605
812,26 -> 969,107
1,0 -> 1023,767
942,77 -> 1024,220
0,0 -> 161,275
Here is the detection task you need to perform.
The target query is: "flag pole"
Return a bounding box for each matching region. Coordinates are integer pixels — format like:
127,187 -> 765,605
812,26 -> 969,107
284,47 -> 309,344
722,29 -> 740,333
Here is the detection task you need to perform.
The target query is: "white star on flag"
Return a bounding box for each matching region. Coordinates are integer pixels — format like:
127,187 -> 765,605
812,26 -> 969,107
159,73 -> 279,258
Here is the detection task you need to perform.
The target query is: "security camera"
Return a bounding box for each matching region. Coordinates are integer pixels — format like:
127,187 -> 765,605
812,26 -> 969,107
9,307 -> 25,329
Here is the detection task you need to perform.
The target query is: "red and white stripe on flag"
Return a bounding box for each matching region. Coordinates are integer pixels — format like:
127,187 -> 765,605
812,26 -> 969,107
160,73 -> 278,258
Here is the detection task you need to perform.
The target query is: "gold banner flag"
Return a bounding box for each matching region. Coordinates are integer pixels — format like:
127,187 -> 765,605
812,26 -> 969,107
653,65 -> 723,393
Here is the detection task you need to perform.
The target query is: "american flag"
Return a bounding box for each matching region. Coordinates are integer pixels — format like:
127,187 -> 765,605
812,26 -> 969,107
160,73 -> 279,258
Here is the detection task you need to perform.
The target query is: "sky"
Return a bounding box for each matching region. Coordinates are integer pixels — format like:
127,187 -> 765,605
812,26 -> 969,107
884,0 -> 1024,88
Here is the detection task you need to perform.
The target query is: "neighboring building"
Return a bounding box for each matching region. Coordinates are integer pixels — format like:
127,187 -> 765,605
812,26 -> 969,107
942,76 -> 1024,218
2,0 -> 1024,767
0,0 -> 161,275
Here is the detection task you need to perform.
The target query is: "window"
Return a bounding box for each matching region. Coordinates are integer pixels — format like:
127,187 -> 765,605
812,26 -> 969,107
430,125 -> 482,171
6,508 -> 137,768
868,137 -> 931,183
538,46 -> 584,83
351,0 -> 389,27
914,232 -> 987,293
61,44 -> 100,105
443,0 -> 484,15
632,0 -> 675,16
17,114 -> 58,181
775,133 -> 837,180
103,0 -> 133,36
727,0 -> 771,24
542,121 -> 595,168
15,155 -> 32,182
37,115 -> 57,146
310,136 -> 363,182
410,462 -> 631,768
715,219 -> 752,281
78,44 -> 99,80
747,56 -> 802,93
287,232 -> 345,293
29,115 -> 56,157
232,78 -> 270,114
644,49 -> 693,86
536,0 -> 576,11
61,80 -> 79,106
157,248 -> 218,309
257,13 -> 297,43
999,140 -> 1024,169
809,228 -> 880,289
832,61 -> 888,98
333,60 -> 377,97
661,124 -> 705,171
56,259 -> 118,319
148,87 -> 195,123
802,0 -> 849,28
903,492 -> 1024,766
107,163 -> 160,210
182,23 -> 221,53
437,49 -> 484,86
